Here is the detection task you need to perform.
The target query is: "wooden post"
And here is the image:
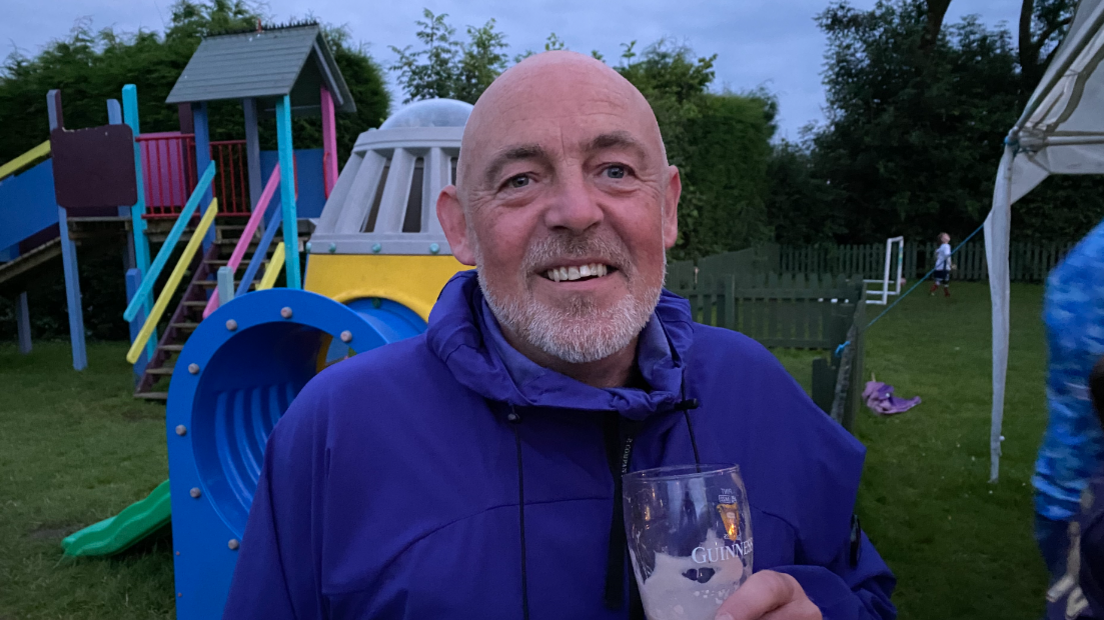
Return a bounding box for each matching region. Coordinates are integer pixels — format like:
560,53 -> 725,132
192,102 -> 215,250
15,291 -> 32,354
123,84 -> 156,362
108,99 -> 136,270
47,89 -> 87,371
242,98 -> 263,210
275,95 -> 301,289
320,85 -> 339,197
125,268 -> 148,382
178,103 -> 194,134
217,266 -> 235,306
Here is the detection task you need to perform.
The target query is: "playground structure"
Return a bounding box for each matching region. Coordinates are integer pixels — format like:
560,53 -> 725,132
0,20 -> 477,616
305,98 -> 471,316
0,22 -> 469,619
160,97 -> 470,619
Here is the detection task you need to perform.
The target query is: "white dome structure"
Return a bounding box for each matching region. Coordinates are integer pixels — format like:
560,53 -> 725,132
379,99 -> 473,129
310,99 -> 472,256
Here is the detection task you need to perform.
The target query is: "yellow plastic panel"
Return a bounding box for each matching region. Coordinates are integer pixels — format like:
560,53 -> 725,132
305,254 -> 471,320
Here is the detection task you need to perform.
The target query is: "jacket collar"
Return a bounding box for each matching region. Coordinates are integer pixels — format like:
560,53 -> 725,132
426,270 -> 694,421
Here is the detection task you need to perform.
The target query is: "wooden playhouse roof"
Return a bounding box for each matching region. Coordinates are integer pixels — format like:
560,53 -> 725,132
165,23 -> 355,115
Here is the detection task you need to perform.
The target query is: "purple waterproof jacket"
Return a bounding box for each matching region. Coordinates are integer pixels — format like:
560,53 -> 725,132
223,271 -> 896,619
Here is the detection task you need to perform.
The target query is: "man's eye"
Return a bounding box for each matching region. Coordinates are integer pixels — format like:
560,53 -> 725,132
507,175 -> 530,189
605,165 -> 626,179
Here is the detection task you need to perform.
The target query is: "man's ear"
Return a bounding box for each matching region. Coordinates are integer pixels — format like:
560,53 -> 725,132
662,165 -> 681,250
437,185 -> 477,266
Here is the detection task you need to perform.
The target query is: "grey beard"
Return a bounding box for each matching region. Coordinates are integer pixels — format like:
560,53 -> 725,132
473,232 -> 664,365
479,267 -> 660,364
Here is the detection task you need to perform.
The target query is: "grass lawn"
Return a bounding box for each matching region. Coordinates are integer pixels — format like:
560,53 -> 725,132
849,281 -> 1049,619
0,280 -> 1050,619
0,343 -> 175,619
769,347 -> 824,395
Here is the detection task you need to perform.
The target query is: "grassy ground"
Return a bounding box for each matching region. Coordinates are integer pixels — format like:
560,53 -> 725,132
849,281 -> 1049,619
0,343 -> 175,619
0,281 -> 1050,619
770,347 -> 824,395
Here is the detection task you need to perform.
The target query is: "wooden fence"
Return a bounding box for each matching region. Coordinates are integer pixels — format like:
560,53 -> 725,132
666,261 -> 866,430
778,241 -> 1074,283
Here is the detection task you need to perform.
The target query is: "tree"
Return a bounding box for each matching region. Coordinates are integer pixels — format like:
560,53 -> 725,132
765,139 -> 844,245
389,10 -> 462,103
803,0 -> 1022,243
789,0 -> 1104,246
616,40 -> 774,258
454,20 -> 509,103
1018,0 -> 1075,88
513,32 -> 572,63
681,92 -> 775,256
390,9 -> 508,104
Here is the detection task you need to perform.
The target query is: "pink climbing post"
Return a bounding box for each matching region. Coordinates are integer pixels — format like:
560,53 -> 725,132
321,85 -> 339,197
201,164 -> 281,318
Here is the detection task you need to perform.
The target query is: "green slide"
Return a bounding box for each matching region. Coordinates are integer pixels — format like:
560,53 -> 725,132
62,480 -> 172,556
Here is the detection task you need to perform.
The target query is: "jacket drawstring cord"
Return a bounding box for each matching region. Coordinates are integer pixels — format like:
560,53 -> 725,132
508,406 -> 531,620
677,385 -> 703,468
602,412 -> 629,610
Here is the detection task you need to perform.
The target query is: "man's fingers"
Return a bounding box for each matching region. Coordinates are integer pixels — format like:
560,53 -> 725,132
757,599 -> 823,620
715,571 -> 813,620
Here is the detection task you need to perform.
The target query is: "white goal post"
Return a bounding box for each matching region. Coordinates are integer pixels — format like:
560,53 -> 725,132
864,236 -> 904,305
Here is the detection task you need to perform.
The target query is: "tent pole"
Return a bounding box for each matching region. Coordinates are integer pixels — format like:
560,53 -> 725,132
987,144 -> 1015,483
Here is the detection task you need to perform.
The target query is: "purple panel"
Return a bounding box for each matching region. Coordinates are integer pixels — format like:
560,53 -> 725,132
51,125 -> 138,210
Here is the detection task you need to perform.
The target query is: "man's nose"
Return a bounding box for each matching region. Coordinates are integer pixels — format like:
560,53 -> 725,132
543,171 -> 603,233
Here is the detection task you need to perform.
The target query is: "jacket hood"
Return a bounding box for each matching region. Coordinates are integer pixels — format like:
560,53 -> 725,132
426,270 -> 694,421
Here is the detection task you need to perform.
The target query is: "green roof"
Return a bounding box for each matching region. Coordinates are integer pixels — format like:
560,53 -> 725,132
166,24 -> 355,115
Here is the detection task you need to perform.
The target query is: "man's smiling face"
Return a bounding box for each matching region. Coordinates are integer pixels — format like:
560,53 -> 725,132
439,51 -> 680,365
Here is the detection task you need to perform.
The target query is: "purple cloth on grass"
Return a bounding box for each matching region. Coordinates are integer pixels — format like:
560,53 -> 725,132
863,381 -> 921,415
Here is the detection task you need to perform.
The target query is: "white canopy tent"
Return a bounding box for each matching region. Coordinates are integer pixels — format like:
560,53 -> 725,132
987,0 -> 1104,481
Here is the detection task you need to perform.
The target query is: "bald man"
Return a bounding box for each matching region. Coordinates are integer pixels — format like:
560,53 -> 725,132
224,52 -> 896,620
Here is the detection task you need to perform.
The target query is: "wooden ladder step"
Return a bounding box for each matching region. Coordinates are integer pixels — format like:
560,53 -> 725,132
134,391 -> 169,401
215,238 -> 260,247
158,344 -> 185,352
171,322 -> 200,330
145,367 -> 174,376
197,279 -> 258,288
183,300 -> 208,307
204,258 -> 268,267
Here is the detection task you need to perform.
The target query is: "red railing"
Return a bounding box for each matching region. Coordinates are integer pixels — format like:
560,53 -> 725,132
210,140 -> 250,217
137,133 -> 299,219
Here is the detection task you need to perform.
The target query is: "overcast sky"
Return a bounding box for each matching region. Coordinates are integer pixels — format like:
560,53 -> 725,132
3,0 -> 1020,139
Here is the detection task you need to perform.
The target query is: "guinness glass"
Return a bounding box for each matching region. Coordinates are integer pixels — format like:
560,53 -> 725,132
622,464 -> 753,620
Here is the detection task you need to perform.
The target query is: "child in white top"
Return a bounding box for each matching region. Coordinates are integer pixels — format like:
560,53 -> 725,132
929,232 -> 953,297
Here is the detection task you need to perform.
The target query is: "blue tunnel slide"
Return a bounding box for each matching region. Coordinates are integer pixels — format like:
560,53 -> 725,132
165,288 -> 425,618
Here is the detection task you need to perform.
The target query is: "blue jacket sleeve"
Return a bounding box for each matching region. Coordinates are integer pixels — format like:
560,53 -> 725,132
1034,227 -> 1104,523
222,385 -> 327,620
774,532 -> 896,620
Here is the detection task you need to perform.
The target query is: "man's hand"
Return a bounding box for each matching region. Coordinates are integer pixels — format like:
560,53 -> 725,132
714,570 -> 822,620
